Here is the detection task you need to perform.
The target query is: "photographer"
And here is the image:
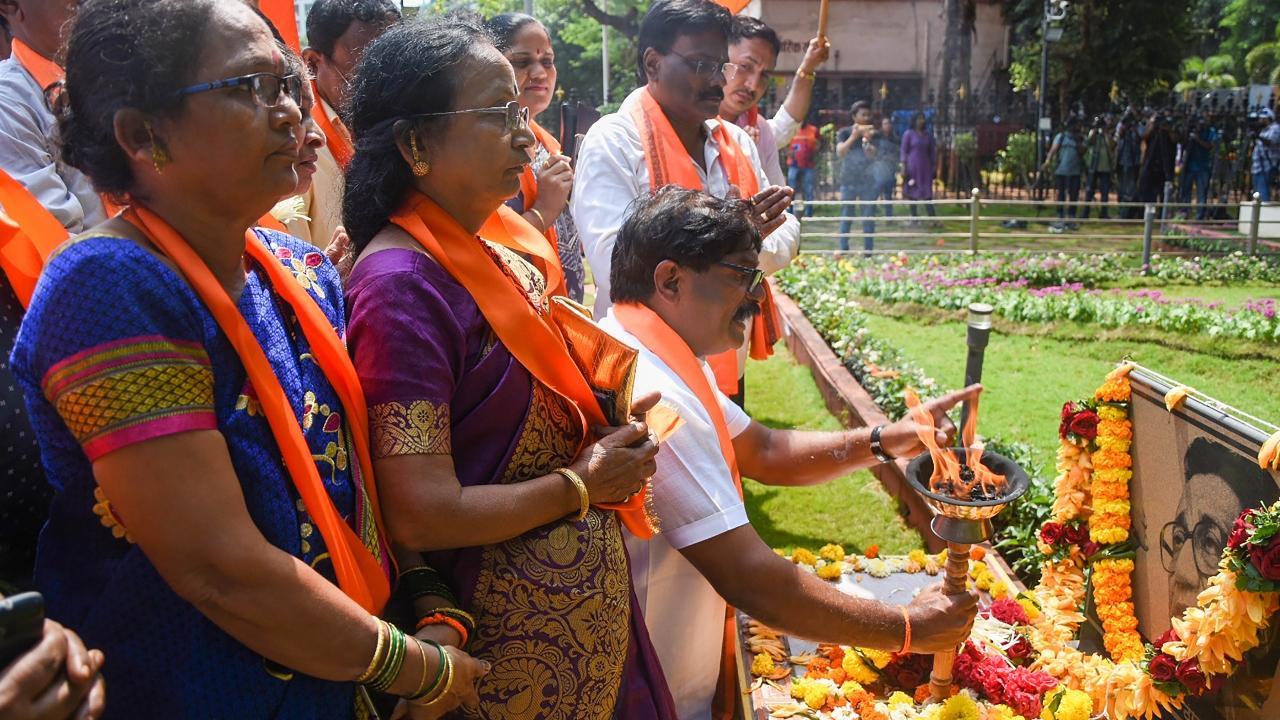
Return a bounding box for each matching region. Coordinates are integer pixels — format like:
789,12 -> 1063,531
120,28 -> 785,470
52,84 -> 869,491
1115,108 -> 1143,218
836,100 -> 880,251
1179,113 -> 1217,220
1252,108 -> 1280,202
1139,108 -> 1177,204
0,616 -> 104,720
1042,115 -> 1084,232
1082,114 -> 1115,220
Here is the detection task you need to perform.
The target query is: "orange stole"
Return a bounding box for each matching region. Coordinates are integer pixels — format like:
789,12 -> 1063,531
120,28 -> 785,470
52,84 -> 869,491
611,302 -> 744,720
390,192 -> 656,539
0,169 -> 69,308
259,0 -> 302,52
123,206 -> 391,613
312,86 -> 353,169
513,120 -> 567,298
10,39 -> 62,91
627,87 -> 781,395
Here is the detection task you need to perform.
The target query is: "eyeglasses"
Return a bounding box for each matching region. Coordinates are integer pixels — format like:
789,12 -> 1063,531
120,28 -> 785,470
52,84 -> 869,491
1160,517 -> 1226,578
733,58 -> 771,81
413,100 -> 531,134
177,72 -> 303,109
717,260 -> 764,294
669,51 -> 739,82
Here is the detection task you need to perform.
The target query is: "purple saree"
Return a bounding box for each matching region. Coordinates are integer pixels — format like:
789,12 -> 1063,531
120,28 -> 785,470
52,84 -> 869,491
346,244 -> 675,720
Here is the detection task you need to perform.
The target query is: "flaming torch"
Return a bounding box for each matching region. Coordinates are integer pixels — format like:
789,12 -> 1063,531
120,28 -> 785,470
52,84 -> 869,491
903,388 -> 1029,701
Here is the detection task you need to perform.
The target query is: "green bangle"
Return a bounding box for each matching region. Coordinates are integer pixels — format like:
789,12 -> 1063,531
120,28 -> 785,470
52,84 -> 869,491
369,624 -> 407,692
407,640 -> 448,702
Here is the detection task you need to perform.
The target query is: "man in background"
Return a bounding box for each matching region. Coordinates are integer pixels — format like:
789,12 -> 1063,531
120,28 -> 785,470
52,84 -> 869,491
786,113 -> 821,217
717,16 -> 828,187
300,0 -> 400,246
835,100 -> 878,251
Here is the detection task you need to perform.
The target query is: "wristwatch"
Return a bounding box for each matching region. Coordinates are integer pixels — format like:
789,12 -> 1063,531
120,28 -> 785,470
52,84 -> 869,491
869,425 -> 894,463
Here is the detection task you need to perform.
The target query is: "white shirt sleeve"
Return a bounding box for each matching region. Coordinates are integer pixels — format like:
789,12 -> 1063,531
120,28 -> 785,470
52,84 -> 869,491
769,105 -> 801,148
731,123 -> 800,276
0,64 -> 103,233
570,113 -> 645,319
756,118 -> 787,188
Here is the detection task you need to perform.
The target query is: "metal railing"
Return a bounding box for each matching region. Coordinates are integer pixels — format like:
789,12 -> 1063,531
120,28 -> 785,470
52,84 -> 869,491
795,185 -> 1280,264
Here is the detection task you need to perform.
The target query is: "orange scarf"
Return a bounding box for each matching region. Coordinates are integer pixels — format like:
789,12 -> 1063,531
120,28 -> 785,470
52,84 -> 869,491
0,168 -> 69,307
390,192 -> 656,538
312,86 -> 353,169
123,206 -> 391,614
260,0 -> 303,52
611,302 -> 742,720
628,87 -> 781,395
10,39 -> 63,91
515,120 -> 567,298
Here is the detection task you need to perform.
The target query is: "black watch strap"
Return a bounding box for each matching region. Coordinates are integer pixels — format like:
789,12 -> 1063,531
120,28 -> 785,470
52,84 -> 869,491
870,425 -> 894,463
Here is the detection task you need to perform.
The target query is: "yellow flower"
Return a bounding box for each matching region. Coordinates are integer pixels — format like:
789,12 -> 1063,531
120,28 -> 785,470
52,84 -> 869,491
751,653 -> 775,676
817,562 -> 843,580
804,683 -> 828,709
1017,597 -> 1042,620
985,705 -> 1025,720
841,649 -> 879,684
1041,688 -> 1093,720
840,680 -> 866,699
792,548 -> 817,566
908,549 -> 928,565
858,647 -> 893,669
819,543 -> 846,562
887,691 -> 914,708
938,693 -> 981,720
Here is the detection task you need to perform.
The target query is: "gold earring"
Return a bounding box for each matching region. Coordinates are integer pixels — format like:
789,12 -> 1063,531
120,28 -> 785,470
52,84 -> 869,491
409,132 -> 430,177
145,121 -> 169,172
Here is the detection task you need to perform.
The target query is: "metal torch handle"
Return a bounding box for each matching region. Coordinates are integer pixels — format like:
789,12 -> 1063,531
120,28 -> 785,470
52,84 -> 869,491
929,541 -> 973,701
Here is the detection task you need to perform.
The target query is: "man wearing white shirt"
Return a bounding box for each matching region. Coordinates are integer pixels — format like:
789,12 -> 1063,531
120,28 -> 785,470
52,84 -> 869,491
599,186 -> 979,720
718,17 -> 828,188
0,0 -> 103,233
572,0 -> 800,330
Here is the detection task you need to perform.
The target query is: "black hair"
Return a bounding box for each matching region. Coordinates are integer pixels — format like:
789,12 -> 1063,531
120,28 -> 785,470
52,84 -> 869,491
636,0 -> 731,85
486,12 -> 543,53
305,0 -> 400,58
342,16 -> 494,253
1183,437 -> 1278,508
911,111 -> 927,129
610,187 -> 760,304
58,0 -> 221,197
728,16 -> 779,58
850,100 -> 870,116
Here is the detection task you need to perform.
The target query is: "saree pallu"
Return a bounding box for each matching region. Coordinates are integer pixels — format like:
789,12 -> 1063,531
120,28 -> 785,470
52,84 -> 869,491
347,245 -> 675,720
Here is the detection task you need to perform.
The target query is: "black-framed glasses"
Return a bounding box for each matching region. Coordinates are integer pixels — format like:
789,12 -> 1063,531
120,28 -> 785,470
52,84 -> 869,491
1160,517 -> 1226,577
413,100 -> 531,134
176,72 -> 303,109
717,260 -> 764,294
669,51 -> 739,82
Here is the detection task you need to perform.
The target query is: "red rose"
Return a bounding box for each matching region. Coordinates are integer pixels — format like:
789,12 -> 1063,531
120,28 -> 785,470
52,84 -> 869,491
1148,653 -> 1178,682
1067,410 -> 1100,441
1064,523 -> 1089,545
1059,402 -> 1078,439
1247,535 -> 1280,581
1007,636 -> 1032,661
1082,541 -> 1101,558
1040,522 -> 1065,546
1007,689 -> 1043,718
1154,628 -> 1179,650
1228,511 -> 1256,549
987,598 -> 1031,626
1176,659 -> 1207,693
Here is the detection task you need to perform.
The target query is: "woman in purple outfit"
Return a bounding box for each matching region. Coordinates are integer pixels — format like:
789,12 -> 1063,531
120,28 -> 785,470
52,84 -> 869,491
900,111 -> 938,219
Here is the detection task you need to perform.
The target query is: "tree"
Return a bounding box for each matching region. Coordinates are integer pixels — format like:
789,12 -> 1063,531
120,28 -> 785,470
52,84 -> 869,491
938,0 -> 977,124
1243,20 -> 1280,84
1173,54 -> 1239,91
1218,0 -> 1280,73
1003,0 -> 1195,116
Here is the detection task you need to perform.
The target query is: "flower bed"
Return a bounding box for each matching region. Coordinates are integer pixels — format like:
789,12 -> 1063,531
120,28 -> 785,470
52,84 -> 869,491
778,254 -> 1280,343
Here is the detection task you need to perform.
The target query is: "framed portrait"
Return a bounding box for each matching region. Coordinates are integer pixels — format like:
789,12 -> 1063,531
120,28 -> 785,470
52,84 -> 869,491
1128,369 -> 1280,720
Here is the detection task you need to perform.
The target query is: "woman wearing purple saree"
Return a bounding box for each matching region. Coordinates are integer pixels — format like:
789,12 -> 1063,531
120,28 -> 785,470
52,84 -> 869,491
340,19 -> 677,720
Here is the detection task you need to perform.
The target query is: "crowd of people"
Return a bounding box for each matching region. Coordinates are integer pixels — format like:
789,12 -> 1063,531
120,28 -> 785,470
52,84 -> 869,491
0,1 -> 987,719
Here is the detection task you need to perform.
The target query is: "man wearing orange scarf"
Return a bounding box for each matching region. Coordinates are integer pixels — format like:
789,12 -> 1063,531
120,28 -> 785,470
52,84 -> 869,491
299,0 -> 399,246
598,187 -> 981,720
0,0 -> 102,233
573,0 -> 800,405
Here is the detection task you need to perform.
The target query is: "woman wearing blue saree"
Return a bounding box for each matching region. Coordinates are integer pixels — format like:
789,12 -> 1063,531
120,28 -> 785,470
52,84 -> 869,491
9,0 -> 484,716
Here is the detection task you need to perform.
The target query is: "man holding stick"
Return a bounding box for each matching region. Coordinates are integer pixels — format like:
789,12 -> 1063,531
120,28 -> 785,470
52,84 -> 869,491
718,17 -> 829,187
599,186 -> 979,720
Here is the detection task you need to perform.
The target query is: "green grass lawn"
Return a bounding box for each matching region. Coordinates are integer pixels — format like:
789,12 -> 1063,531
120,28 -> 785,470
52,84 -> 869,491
741,346 -> 924,555
858,311 -> 1280,477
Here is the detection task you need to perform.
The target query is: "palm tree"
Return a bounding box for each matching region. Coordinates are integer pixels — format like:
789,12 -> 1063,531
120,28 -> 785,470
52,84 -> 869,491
1244,21 -> 1280,85
1174,54 -> 1240,91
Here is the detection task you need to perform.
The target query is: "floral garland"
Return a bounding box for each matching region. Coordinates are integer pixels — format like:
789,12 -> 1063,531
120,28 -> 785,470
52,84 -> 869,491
1028,364 -> 1280,719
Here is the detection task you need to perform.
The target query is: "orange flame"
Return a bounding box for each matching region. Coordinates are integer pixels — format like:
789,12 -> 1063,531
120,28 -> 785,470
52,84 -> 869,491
905,388 -> 1007,500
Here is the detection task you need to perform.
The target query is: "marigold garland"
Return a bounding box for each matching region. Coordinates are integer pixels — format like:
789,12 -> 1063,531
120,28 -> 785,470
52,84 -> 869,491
1029,363 -> 1280,719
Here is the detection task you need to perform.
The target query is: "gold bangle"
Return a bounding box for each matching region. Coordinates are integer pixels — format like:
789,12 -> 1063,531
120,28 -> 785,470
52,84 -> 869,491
554,467 -> 589,521
796,69 -> 816,81
356,619 -> 388,684
415,645 -> 455,707
527,207 -> 547,232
